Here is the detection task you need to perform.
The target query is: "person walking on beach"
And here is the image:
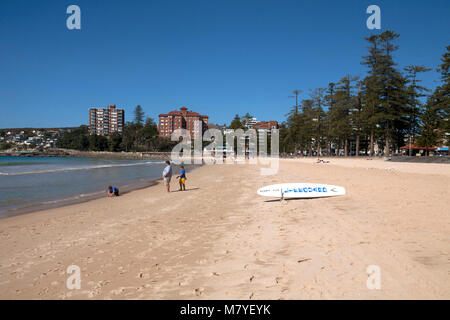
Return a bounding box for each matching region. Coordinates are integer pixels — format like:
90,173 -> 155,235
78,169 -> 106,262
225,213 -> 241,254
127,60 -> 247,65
177,165 -> 186,191
162,160 -> 173,193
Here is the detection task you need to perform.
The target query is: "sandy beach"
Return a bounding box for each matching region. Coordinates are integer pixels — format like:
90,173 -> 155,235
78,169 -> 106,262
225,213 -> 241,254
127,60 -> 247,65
0,158 -> 449,299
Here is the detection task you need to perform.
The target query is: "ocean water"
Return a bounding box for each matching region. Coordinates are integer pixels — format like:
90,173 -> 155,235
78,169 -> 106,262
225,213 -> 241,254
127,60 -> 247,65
0,156 -> 185,217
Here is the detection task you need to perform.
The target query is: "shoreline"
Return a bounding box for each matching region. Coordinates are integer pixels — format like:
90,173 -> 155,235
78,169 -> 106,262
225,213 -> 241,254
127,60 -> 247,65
0,158 -> 448,299
0,179 -> 160,220
1,156 -> 448,219
0,157 -> 200,219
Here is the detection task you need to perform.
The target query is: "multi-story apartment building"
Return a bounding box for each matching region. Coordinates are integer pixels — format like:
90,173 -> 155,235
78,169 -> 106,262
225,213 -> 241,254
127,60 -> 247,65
89,105 -> 124,135
158,107 -> 209,138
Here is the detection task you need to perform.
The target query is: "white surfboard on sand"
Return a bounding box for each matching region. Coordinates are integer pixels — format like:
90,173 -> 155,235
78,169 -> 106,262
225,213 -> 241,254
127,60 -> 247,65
257,183 -> 346,199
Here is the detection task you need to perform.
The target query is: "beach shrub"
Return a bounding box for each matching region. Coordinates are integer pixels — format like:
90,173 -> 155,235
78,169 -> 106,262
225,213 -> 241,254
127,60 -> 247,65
108,132 -> 123,152
88,134 -> 109,151
57,126 -> 90,151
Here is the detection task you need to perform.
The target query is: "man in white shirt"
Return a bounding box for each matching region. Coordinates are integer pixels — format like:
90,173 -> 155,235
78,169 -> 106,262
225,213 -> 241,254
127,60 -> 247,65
162,160 -> 173,193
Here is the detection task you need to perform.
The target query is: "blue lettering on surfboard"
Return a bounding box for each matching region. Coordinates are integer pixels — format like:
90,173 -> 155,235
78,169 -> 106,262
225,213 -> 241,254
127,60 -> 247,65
282,186 -> 331,194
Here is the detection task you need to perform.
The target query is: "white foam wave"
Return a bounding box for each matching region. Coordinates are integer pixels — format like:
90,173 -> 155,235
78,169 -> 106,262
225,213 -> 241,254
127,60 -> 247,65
0,161 -> 165,176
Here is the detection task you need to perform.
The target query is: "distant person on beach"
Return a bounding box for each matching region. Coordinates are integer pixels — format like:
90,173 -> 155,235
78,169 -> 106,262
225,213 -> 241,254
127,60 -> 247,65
177,165 -> 186,191
162,160 -> 173,193
107,186 -> 119,197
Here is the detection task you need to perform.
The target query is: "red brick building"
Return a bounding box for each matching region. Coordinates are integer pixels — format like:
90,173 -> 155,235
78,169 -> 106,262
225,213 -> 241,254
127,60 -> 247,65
89,105 -> 124,135
158,107 -> 209,138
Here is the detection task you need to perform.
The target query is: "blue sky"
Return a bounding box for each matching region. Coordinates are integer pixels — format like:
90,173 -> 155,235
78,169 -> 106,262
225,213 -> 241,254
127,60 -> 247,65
0,0 -> 449,128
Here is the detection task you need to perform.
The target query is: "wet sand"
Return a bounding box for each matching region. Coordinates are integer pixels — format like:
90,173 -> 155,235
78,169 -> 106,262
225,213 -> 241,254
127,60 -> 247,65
0,158 -> 449,299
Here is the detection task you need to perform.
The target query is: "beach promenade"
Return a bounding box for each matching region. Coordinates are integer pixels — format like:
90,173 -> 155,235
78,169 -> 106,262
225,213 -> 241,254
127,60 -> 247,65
0,158 -> 449,299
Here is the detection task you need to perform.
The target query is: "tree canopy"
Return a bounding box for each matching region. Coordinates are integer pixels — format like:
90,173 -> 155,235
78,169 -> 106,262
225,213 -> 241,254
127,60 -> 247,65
280,31 -> 449,156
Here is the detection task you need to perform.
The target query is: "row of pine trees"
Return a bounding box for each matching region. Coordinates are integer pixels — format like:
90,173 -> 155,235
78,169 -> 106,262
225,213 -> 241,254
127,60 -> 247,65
280,31 -> 449,156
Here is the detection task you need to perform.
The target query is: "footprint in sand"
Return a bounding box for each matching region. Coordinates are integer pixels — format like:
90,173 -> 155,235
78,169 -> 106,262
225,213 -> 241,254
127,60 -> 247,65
109,286 -> 137,295
194,287 -> 205,296
138,272 -> 151,279
275,276 -> 285,284
254,258 -> 267,265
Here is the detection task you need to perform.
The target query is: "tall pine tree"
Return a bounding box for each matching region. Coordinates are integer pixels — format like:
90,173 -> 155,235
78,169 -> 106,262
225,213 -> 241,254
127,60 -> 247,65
361,35 -> 384,156
133,105 -> 145,126
404,65 -> 431,154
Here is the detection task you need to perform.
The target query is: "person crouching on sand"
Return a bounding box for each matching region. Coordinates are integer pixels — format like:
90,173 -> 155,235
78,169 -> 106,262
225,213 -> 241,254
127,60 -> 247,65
107,186 -> 119,197
177,165 -> 186,191
162,160 -> 173,193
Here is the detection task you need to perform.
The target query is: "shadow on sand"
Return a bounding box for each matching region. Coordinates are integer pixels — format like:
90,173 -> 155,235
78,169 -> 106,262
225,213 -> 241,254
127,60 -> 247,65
263,197 -> 318,202
171,187 -> 200,193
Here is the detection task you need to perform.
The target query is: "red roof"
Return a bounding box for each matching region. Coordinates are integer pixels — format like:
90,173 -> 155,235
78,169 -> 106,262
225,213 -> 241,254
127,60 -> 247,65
159,107 -> 208,118
253,121 -> 279,129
